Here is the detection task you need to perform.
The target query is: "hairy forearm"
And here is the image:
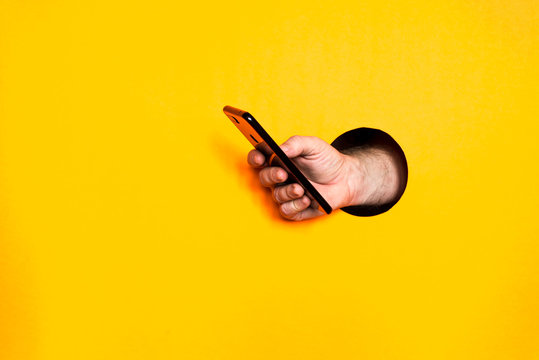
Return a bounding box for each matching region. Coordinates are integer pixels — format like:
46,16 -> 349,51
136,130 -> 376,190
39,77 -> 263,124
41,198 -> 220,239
341,144 -> 407,208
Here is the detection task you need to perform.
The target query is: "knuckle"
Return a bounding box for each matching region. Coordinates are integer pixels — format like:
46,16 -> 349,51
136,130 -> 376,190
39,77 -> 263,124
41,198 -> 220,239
286,185 -> 295,198
291,213 -> 303,221
295,198 -> 306,211
281,202 -> 298,217
272,168 -> 285,182
259,170 -> 270,186
289,184 -> 302,197
272,188 -> 278,202
279,204 -> 291,217
279,203 -> 303,221
288,199 -> 300,213
288,135 -> 301,145
273,187 -> 283,203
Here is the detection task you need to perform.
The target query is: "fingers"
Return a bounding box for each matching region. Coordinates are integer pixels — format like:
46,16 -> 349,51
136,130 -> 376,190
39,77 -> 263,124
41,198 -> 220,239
280,135 -> 326,159
259,167 -> 288,187
272,183 -> 304,203
247,149 -> 266,168
278,196 -> 321,221
247,140 -> 329,221
280,195 -> 311,216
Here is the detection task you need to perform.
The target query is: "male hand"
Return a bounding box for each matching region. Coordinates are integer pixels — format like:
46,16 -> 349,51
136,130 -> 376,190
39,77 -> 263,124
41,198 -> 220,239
247,136 -> 363,221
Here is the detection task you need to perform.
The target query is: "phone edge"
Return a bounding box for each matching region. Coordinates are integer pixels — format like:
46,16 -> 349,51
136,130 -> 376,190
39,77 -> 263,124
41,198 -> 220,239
240,111 -> 333,215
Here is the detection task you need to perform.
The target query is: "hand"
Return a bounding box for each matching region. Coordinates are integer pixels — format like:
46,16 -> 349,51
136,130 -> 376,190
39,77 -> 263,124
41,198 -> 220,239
247,136 -> 364,221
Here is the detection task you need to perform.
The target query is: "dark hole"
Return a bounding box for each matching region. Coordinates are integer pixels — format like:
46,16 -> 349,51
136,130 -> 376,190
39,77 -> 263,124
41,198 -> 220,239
231,116 -> 239,124
249,134 -> 259,143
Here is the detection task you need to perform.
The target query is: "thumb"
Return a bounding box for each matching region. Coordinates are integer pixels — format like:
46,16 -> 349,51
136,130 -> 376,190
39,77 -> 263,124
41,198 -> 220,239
280,135 -> 326,159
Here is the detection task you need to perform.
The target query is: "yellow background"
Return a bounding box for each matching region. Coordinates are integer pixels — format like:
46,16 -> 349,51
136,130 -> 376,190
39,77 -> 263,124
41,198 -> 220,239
1,0 -> 538,359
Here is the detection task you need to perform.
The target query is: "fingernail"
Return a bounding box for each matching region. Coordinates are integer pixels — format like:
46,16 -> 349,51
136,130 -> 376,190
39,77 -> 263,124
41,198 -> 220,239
280,145 -> 289,153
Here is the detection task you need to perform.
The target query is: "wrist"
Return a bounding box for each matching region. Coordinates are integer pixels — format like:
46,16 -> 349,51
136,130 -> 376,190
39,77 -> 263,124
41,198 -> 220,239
340,147 -> 401,208
340,152 -> 368,208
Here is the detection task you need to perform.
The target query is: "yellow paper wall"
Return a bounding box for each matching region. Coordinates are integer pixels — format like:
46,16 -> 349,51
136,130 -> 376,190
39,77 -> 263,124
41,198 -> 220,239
1,1 -> 538,359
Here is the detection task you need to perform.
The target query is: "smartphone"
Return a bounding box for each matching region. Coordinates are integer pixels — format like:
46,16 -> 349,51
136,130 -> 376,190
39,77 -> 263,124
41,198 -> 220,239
223,105 -> 332,214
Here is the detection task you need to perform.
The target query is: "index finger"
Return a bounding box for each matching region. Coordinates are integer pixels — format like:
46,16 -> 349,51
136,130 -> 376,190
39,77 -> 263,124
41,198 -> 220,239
247,149 -> 266,168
